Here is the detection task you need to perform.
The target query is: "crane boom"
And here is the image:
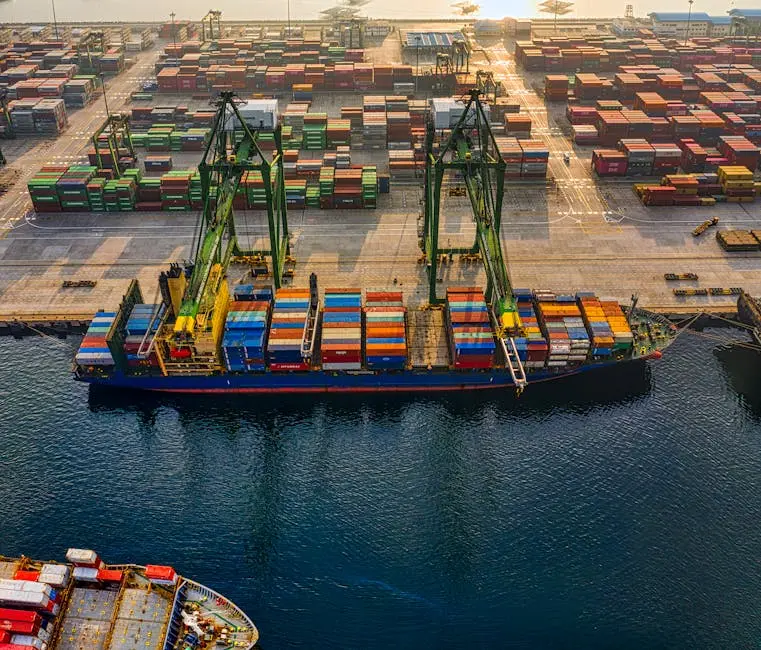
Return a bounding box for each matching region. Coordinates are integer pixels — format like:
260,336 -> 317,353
169,91 -> 289,350
423,89 -> 527,390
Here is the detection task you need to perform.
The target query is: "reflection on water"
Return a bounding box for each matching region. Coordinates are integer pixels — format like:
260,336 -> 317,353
2,332 -> 761,648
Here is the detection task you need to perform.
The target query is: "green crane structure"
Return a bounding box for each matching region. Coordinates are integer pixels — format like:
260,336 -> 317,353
170,91 -> 289,348
91,114 -> 136,177
423,89 -> 527,389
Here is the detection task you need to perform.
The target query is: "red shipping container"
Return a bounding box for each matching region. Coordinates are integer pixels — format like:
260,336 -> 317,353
0,611 -> 37,625
12,571 -> 38,582
269,362 -> 310,371
454,359 -> 493,369
0,620 -> 39,636
145,565 -> 175,582
97,570 -> 123,582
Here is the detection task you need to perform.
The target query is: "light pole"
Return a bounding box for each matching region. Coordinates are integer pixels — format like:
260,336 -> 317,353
51,0 -> 59,39
170,11 -> 177,51
685,0 -> 694,46
287,0 -> 291,38
415,35 -> 422,94
100,73 -> 111,119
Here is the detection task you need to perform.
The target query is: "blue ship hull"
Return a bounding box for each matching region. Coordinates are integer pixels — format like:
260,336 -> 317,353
76,353 -> 659,394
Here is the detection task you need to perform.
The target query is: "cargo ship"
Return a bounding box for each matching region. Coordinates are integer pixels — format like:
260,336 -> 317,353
72,276 -> 677,395
0,548 -> 259,649
70,93 -> 676,395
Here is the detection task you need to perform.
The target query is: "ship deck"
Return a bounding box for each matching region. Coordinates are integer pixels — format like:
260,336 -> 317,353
0,557 -> 258,650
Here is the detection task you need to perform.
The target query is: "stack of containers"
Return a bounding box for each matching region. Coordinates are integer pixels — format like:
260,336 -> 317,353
222,299 -> 271,372
619,139 -> 655,175
386,110 -> 412,149
9,99 -> 40,135
267,288 -> 311,371
544,75 -> 569,100
519,140 -> 549,178
123,303 -> 163,369
326,118 -> 351,147
321,288 -> 362,370
87,177 -> 107,211
75,311 -> 116,367
28,166 -> 67,212
505,114 -> 532,138
513,289 -> 549,370
718,135 -> 760,169
0,578 -> 57,615
303,113 -> 327,150
496,137 -> 523,178
63,77 -> 95,107
31,98 -> 67,134
652,142 -> 683,174
160,171 -> 192,210
577,294 -> 615,358
285,178 -> 307,208
233,284 -> 274,302
388,150 -> 417,181
572,124 -> 599,145
364,291 -> 407,370
319,166 -> 334,208
592,149 -> 628,176
333,168 -> 363,208
56,165 -> 97,211
446,287 -> 496,369
362,107 -> 387,148
599,300 -> 634,354
535,292 -> 590,368
361,166 -> 377,208
718,165 -> 756,202
680,139 -> 708,172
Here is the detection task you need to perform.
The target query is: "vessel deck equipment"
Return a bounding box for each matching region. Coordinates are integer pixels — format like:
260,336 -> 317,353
0,552 -> 258,650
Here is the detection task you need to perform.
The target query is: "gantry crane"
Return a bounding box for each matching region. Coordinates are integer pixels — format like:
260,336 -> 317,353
91,114 -> 136,177
423,89 -> 527,390
152,91 -> 288,370
201,10 -> 223,43
77,31 -> 106,74
475,69 -> 503,103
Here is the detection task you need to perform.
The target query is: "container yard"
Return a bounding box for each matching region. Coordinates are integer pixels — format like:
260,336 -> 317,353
3,13 -> 761,353
0,548 -> 259,649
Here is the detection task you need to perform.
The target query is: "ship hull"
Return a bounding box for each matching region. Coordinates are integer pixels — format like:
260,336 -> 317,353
76,352 -> 661,394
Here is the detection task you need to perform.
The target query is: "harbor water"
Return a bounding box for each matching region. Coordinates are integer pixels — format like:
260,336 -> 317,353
1,330 -> 761,648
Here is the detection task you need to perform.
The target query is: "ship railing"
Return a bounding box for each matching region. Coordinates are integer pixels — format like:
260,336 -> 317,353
162,580 -> 188,650
161,577 -> 259,650
502,336 -> 528,391
490,307 -> 528,391
301,302 -> 320,361
137,303 -> 169,359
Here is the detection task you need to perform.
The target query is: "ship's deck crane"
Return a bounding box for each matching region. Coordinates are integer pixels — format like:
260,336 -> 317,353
423,89 -> 527,391
156,91 -> 289,371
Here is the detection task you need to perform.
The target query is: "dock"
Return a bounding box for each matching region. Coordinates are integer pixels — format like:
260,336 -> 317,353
1,21 -> 761,327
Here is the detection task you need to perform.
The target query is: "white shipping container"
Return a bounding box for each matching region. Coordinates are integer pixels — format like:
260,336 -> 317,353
0,579 -> 51,595
38,573 -> 68,588
11,635 -> 46,649
322,362 -> 362,370
72,567 -> 99,582
0,590 -> 49,608
40,564 -> 67,577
